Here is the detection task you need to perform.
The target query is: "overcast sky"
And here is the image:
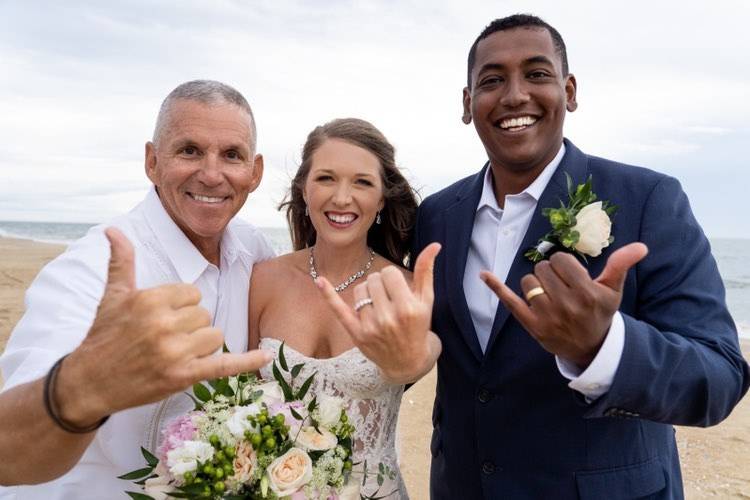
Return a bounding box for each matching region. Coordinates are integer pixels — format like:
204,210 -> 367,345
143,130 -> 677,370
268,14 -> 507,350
1,0 -> 748,237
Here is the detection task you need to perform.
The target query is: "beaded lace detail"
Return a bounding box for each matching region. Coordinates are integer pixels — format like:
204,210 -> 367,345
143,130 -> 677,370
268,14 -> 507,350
259,337 -> 408,499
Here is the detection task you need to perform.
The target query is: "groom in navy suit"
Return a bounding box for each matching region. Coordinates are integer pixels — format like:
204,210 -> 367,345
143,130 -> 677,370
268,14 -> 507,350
412,15 -> 750,499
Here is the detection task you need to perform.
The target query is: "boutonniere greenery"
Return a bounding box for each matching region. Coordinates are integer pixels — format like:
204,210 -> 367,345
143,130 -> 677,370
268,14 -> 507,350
525,174 -> 617,263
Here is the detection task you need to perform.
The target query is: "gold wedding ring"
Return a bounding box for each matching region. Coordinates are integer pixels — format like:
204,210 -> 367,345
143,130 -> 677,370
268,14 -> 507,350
354,297 -> 374,312
524,286 -> 546,302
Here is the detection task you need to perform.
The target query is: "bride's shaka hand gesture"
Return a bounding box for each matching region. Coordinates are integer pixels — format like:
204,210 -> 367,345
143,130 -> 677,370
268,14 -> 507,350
316,243 -> 442,385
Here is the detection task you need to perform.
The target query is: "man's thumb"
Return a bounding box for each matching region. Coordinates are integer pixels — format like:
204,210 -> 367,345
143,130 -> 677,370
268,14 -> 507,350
104,227 -> 136,293
595,242 -> 648,292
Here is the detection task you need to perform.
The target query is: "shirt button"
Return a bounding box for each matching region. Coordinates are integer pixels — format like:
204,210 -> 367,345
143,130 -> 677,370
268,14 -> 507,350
482,461 -> 496,475
478,388 -> 492,403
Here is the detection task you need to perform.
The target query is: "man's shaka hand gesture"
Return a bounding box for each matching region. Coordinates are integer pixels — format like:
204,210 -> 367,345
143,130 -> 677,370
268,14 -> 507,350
56,228 -> 273,428
481,242 -> 648,369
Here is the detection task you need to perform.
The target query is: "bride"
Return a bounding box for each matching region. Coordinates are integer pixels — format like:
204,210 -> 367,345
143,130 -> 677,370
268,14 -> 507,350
248,118 -> 420,499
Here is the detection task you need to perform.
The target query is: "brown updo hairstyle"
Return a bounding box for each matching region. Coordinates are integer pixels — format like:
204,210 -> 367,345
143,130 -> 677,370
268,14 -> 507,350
280,118 -> 418,266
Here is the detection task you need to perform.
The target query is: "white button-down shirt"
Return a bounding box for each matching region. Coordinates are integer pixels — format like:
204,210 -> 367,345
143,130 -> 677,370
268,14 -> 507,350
462,145 -> 625,400
0,189 -> 274,499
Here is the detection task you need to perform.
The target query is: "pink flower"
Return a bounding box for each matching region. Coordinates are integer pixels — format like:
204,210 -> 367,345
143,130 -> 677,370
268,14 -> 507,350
157,413 -> 199,462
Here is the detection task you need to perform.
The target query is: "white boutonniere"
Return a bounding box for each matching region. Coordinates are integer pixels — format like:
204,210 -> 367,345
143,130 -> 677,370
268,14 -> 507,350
525,174 -> 617,263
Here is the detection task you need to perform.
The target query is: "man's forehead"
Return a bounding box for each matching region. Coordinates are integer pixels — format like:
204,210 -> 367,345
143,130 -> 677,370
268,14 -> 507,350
474,27 -> 560,69
164,101 -> 254,145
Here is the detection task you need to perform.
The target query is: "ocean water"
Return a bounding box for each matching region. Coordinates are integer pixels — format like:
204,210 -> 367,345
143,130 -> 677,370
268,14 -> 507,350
1,220 -> 748,338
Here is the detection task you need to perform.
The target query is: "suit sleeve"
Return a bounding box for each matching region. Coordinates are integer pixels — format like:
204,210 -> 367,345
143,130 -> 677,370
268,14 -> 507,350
585,176 -> 750,426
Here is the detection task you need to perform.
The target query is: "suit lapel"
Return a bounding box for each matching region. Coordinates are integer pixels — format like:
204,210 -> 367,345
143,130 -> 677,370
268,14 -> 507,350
485,140 -> 590,353
443,166 -> 487,362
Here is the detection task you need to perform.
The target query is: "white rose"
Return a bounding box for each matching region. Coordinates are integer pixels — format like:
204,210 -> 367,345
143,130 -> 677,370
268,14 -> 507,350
166,440 -> 214,478
571,202 -> 612,257
255,381 -> 285,406
294,426 -> 338,451
317,394 -> 344,427
266,447 -> 313,497
226,403 -> 260,439
143,474 -> 174,500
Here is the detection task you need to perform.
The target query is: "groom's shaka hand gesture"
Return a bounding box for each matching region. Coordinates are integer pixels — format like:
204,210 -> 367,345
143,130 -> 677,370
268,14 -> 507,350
481,242 -> 648,369
56,228 -> 273,429
317,243 -> 443,385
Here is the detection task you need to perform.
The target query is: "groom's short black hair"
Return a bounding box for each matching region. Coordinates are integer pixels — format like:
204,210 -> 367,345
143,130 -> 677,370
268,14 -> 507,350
467,14 -> 569,87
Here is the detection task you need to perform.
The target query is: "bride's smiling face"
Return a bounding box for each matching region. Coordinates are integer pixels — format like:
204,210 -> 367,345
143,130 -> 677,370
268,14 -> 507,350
303,138 -> 384,247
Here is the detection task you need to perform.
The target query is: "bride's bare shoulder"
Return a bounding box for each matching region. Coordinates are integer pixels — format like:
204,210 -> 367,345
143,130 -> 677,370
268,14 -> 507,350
252,250 -> 309,284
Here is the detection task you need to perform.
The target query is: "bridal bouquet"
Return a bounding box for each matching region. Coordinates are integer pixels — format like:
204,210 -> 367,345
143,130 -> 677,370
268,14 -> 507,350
121,344 -> 394,499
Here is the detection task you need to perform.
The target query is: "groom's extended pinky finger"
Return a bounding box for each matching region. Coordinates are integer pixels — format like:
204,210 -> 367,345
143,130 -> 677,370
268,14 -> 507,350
480,271 -> 537,332
315,276 -> 361,336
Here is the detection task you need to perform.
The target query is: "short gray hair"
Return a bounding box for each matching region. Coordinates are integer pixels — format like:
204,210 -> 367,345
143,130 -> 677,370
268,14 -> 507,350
152,80 -> 257,150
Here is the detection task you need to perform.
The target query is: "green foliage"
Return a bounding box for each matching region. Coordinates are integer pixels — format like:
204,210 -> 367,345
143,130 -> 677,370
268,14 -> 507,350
526,174 -> 617,263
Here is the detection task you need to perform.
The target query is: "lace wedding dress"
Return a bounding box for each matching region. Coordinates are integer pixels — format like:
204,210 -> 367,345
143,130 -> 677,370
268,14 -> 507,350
259,337 -> 409,499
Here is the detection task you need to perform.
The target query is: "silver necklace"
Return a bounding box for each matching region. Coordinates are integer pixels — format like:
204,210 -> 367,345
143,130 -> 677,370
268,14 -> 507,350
309,246 -> 375,293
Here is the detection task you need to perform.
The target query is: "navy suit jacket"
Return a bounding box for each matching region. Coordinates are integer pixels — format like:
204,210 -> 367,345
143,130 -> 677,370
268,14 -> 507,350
413,140 -> 749,499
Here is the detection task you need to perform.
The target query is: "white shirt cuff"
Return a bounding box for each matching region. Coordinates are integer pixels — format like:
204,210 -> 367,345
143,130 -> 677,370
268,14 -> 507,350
556,311 -> 625,401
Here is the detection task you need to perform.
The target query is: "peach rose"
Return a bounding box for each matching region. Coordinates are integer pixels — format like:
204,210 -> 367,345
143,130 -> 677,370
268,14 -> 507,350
266,447 -> 313,497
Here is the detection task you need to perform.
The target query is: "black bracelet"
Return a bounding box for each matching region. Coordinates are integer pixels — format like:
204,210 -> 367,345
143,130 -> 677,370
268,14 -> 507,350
42,354 -> 110,433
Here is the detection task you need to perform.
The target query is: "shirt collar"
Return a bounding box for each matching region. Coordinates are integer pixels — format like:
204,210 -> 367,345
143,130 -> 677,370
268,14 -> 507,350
477,143 -> 566,212
142,188 -> 246,284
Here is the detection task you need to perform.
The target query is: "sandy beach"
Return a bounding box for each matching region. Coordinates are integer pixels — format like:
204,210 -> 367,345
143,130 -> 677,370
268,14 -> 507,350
1,236 -> 748,498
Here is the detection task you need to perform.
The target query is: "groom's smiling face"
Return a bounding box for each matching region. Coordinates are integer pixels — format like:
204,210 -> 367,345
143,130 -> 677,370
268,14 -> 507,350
463,27 -> 577,178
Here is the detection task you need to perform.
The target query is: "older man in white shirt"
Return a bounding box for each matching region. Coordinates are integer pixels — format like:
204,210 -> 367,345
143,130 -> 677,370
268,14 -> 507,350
0,80 -> 274,498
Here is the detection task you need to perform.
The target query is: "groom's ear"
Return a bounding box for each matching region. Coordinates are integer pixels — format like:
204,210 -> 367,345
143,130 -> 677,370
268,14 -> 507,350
462,87 -> 472,124
565,74 -> 578,112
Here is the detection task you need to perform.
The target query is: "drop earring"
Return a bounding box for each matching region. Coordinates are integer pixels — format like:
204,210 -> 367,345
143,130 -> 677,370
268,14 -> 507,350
376,211 -> 381,225
305,205 -> 309,217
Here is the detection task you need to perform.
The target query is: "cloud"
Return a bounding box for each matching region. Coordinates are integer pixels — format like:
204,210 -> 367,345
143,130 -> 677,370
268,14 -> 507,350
0,0 -> 748,237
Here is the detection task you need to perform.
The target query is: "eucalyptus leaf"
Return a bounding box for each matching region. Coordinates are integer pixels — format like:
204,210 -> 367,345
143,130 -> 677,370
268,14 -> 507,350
192,382 -> 212,403
291,363 -> 304,378
272,361 -> 294,401
290,407 -> 303,421
117,466 -> 154,480
296,371 -> 317,400
307,396 -> 317,413
125,492 -> 155,500
140,446 -> 159,467
279,341 -> 289,371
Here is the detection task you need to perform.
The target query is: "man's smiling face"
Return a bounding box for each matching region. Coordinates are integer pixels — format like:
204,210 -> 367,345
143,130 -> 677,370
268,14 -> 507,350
463,27 -> 577,177
145,99 -> 263,255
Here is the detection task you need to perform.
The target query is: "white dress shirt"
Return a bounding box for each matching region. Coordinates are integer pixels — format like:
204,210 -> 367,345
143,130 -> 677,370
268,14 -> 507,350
462,145 -> 625,400
0,189 -> 274,499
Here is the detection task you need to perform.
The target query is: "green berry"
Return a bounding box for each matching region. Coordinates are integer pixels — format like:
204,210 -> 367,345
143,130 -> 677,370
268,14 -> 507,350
215,467 -> 224,479
273,414 -> 285,426
214,481 -> 225,493
216,450 -> 226,462
202,464 -> 215,476
209,435 -> 220,447
344,460 -> 352,471
258,414 -> 267,425
225,446 -> 236,459
265,437 -> 276,449
262,425 -> 273,437
251,433 -> 262,448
